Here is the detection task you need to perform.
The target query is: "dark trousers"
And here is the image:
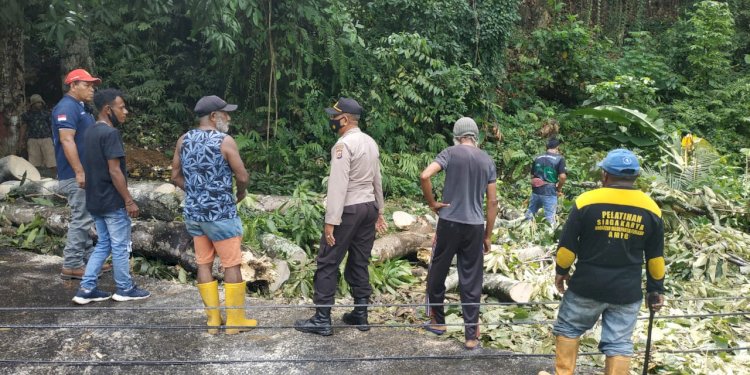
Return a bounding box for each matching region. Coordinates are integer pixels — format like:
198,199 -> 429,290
426,218 -> 485,340
313,201 -> 378,305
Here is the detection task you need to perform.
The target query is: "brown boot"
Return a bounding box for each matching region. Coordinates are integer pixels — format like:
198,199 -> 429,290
553,336 -> 580,375
604,355 -> 631,375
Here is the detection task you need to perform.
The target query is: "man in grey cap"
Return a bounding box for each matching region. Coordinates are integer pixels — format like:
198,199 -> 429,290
20,94 -> 56,176
419,117 -> 498,350
294,97 -> 387,336
171,95 -> 258,334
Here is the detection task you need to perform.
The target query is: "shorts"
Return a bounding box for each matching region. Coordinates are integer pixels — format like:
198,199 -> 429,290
185,217 -> 243,268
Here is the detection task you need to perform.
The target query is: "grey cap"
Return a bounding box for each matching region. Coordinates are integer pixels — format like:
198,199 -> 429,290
453,117 -> 478,137
194,95 -> 238,117
29,94 -> 45,106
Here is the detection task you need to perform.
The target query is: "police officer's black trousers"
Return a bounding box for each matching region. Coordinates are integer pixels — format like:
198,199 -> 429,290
313,201 -> 378,305
426,218 -> 484,340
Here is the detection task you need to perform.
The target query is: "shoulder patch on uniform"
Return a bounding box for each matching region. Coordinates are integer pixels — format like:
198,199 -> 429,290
335,144 -> 344,159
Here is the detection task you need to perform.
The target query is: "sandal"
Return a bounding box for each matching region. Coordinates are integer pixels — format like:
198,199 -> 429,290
464,339 -> 481,350
422,321 -> 447,335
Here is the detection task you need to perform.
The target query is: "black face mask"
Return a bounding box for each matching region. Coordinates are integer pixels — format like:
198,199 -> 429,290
329,117 -> 343,133
108,108 -> 121,127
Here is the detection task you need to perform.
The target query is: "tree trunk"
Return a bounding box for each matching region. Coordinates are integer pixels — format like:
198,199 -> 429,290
60,36 -> 94,86
0,202 -> 281,285
371,232 -> 433,261
0,22 -> 25,158
445,272 -> 534,303
0,155 -> 42,183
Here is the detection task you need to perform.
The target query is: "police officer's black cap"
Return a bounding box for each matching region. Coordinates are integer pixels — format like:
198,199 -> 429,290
325,97 -> 363,116
194,95 -> 238,117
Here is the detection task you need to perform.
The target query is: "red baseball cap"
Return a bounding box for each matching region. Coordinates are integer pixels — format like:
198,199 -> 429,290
64,69 -> 102,85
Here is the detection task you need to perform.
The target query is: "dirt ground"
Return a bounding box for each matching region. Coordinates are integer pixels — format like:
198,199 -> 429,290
124,144 -> 172,180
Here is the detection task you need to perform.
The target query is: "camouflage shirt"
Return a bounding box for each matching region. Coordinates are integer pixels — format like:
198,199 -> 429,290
21,109 -> 52,139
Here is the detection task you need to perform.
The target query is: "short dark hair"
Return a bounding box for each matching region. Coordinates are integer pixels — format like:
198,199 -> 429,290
93,88 -> 124,112
607,173 -> 638,183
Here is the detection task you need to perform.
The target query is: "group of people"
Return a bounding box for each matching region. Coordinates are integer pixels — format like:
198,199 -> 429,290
48,66 -> 664,374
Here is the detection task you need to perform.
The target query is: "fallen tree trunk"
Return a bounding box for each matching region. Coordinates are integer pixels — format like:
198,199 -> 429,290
259,233 -> 307,263
0,155 -> 41,183
371,232 -> 433,261
0,203 -> 277,285
128,181 -> 184,221
445,272 -> 534,303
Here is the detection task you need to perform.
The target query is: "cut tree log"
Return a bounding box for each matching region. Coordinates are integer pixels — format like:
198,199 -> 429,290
0,181 -> 21,199
7,178 -> 59,198
0,155 -> 41,183
128,181 -> 184,221
259,233 -> 307,263
371,232 -> 433,261
444,271 -> 534,303
0,202 -> 276,284
393,211 -> 416,229
515,245 -> 548,261
241,194 -> 293,213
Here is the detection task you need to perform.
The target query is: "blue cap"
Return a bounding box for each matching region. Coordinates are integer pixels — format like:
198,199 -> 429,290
597,149 -> 641,176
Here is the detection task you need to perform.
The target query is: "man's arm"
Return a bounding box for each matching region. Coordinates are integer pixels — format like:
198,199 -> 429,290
170,135 -> 186,190
108,158 -> 139,218
645,216 -> 666,311
220,135 -> 249,203
556,173 -> 567,195
373,157 -> 387,234
554,204 -> 581,294
59,129 -> 85,187
419,162 -> 448,213
484,182 -> 498,254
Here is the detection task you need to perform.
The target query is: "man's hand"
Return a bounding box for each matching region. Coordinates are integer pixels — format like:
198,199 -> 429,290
646,292 -> 665,312
236,190 -> 247,203
429,201 -> 450,214
375,214 -> 388,235
75,171 -> 86,189
483,236 -> 491,254
324,223 -> 336,247
125,202 -> 140,218
555,274 -> 570,294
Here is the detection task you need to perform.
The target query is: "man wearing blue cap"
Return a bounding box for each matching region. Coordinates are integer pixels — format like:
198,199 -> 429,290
540,149 -> 665,375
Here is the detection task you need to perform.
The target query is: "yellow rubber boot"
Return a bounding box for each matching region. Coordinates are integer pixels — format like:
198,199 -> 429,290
224,281 -> 258,335
197,280 -> 223,334
604,355 -> 631,375
553,336 -> 580,375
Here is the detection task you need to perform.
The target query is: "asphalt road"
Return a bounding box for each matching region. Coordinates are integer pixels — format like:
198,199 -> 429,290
0,248 -> 571,375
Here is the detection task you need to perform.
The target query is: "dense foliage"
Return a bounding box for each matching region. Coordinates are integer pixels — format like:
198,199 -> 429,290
7,1 -> 750,373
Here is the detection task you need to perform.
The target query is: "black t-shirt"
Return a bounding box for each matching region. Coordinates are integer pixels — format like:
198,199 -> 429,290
82,122 -> 127,215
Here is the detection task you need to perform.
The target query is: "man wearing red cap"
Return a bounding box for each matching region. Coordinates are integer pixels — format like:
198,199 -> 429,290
52,68 -> 109,279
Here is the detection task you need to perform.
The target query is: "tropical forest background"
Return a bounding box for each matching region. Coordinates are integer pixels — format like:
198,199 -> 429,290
1,1 -> 750,373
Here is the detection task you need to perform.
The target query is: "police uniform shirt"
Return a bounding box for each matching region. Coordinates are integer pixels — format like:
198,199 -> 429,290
325,128 -> 384,225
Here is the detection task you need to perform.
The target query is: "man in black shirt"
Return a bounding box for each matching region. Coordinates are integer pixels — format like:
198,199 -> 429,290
540,149 -> 665,375
72,89 -> 150,305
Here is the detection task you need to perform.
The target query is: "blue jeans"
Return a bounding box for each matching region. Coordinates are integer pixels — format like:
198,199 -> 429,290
59,178 -> 94,269
525,193 -> 558,225
80,208 -> 133,291
553,290 -> 642,356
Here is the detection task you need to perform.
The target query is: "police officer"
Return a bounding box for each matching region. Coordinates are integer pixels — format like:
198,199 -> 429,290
295,97 -> 387,336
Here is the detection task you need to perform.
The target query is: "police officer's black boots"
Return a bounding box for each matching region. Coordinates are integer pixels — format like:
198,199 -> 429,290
294,307 -> 333,336
342,297 -> 369,331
